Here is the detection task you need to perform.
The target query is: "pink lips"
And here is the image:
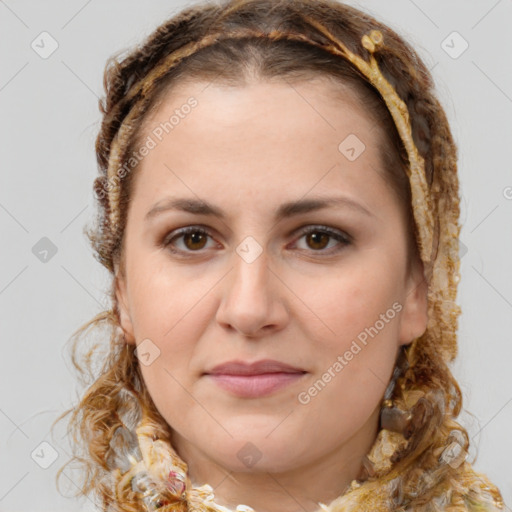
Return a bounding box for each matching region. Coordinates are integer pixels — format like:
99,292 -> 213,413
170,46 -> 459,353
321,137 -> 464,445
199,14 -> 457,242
204,359 -> 307,398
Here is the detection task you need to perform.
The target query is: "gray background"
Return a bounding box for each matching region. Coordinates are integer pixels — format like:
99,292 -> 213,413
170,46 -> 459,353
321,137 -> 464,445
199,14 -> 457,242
1,0 -> 511,510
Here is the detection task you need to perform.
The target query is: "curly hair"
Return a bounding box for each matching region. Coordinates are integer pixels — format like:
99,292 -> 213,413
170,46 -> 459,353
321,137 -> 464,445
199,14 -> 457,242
53,0 -> 505,511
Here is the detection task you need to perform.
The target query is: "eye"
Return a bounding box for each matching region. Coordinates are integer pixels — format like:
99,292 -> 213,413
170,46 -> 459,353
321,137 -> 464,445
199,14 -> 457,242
291,225 -> 352,254
162,224 -> 352,257
163,226 -> 218,254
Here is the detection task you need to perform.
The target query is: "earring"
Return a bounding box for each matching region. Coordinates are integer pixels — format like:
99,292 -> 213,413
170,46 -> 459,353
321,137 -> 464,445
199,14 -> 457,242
379,346 -> 413,435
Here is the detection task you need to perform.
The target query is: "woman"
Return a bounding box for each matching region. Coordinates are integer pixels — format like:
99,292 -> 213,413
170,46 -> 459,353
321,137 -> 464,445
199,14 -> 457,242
54,0 -> 505,510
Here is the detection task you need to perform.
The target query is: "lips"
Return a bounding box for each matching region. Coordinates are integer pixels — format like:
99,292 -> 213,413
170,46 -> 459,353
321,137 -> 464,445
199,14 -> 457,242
205,359 -> 306,376
203,359 -> 307,398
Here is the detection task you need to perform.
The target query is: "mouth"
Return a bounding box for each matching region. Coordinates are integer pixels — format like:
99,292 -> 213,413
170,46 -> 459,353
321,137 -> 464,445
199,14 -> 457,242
205,358 -> 306,376
204,371 -> 307,398
203,358 -> 307,398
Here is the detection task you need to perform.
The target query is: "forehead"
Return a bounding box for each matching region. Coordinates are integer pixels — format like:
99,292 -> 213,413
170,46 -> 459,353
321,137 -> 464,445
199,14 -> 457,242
141,75 -> 374,137
127,78 -> 389,215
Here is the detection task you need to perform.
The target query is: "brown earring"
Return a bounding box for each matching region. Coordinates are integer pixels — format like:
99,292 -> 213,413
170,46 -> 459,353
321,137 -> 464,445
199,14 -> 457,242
379,346 -> 413,436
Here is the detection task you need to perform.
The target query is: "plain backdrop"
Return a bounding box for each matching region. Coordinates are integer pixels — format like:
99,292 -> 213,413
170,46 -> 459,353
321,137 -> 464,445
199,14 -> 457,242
1,1 -> 511,511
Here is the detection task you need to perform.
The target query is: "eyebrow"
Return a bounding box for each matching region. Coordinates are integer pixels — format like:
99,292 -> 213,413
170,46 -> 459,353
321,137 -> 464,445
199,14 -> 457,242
145,195 -> 375,222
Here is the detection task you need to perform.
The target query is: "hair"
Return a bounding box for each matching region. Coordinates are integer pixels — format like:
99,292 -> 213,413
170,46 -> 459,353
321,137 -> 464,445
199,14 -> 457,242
53,0 -> 504,511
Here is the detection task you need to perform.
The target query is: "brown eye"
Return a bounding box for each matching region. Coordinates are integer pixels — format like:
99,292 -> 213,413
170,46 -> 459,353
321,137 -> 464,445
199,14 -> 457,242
164,226 -> 216,254
183,231 -> 208,250
305,231 -> 330,250
294,225 -> 352,254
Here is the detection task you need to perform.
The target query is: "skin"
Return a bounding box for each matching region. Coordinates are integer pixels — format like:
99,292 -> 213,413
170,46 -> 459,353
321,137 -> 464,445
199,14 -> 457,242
115,78 -> 428,512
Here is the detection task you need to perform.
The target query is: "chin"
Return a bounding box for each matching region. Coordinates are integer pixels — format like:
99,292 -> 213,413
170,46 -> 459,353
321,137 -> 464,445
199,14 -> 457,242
215,446 -> 304,474
200,429 -> 309,473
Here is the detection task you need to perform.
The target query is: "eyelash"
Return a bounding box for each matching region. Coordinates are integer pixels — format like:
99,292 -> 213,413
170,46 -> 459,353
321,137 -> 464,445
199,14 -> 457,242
162,224 -> 352,257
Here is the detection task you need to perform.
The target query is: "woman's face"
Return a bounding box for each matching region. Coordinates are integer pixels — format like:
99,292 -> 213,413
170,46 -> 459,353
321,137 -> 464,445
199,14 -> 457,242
115,78 -> 428,480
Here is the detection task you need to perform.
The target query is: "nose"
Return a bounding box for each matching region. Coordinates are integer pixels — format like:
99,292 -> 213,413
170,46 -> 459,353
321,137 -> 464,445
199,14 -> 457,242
215,245 -> 289,338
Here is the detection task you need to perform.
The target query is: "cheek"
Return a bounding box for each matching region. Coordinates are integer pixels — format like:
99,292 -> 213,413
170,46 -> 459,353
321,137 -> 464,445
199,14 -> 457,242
292,265 -> 401,438
129,265 -> 213,424
293,255 -> 404,346
127,255 -> 214,342
291,256 -> 403,408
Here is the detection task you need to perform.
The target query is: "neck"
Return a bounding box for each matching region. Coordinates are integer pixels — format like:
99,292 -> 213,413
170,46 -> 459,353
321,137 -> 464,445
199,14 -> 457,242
170,406 -> 380,512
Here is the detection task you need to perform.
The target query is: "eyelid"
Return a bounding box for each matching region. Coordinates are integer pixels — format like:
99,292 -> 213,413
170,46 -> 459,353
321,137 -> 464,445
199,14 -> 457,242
292,224 -> 352,242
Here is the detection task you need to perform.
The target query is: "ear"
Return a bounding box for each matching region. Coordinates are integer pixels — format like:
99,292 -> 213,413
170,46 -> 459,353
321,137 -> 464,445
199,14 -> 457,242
114,261 -> 136,345
398,256 -> 428,346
